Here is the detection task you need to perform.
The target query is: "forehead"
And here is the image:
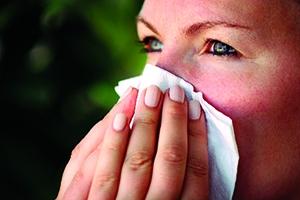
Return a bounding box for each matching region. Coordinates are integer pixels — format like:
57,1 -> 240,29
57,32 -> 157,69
140,0 -> 283,30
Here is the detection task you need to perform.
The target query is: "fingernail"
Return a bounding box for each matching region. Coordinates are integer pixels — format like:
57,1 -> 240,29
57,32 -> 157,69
113,113 -> 127,132
169,85 -> 185,103
189,100 -> 201,120
144,85 -> 161,108
119,87 -> 132,102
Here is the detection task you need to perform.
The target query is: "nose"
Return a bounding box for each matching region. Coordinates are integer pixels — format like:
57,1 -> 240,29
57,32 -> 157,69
154,45 -> 184,78
153,43 -> 204,94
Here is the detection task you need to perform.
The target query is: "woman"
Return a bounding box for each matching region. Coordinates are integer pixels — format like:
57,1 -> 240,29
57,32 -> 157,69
57,0 -> 300,199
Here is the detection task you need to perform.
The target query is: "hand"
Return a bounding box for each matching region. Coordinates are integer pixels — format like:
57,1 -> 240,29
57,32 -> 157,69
56,85 -> 208,200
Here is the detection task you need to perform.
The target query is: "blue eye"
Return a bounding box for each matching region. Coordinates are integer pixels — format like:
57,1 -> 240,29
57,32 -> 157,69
208,40 -> 238,56
139,36 -> 163,53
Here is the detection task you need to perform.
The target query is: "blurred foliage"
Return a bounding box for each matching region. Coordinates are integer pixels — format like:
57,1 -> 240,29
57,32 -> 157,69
0,0 -> 145,199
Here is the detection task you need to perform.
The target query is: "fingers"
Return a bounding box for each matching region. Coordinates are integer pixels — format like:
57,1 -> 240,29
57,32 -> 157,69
146,85 -> 188,199
181,100 -> 208,200
62,149 -> 99,200
117,85 -> 163,200
58,84 -> 209,200
88,105 -> 136,199
57,87 -> 138,199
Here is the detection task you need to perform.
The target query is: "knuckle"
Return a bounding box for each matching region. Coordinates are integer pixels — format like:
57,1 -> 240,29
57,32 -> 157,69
189,128 -> 201,137
70,144 -> 81,159
125,151 -> 153,171
106,141 -> 120,152
134,115 -> 157,127
165,103 -> 187,119
187,157 -> 208,177
95,173 -> 118,189
161,145 -> 186,164
105,137 -> 122,152
72,170 -> 85,185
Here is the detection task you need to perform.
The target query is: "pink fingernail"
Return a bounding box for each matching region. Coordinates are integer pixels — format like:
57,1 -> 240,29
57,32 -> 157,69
144,85 -> 161,108
189,100 -> 201,120
169,85 -> 185,103
113,113 -> 127,132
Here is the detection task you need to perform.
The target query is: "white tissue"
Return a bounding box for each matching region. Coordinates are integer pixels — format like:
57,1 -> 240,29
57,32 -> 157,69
115,64 -> 239,200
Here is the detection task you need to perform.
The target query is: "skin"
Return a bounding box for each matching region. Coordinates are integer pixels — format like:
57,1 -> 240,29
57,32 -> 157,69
138,0 -> 300,199
57,0 -> 300,199
57,86 -> 209,200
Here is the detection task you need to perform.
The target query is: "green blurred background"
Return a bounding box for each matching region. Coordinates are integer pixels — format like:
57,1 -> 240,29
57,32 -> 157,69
0,0 -> 145,199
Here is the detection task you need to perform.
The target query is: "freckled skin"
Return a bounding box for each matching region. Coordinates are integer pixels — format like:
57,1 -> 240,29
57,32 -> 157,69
139,0 -> 300,199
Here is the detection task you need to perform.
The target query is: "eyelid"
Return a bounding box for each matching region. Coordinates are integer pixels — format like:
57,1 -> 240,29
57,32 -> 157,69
201,31 -> 258,59
200,39 -> 242,58
138,36 -> 163,53
137,25 -> 163,45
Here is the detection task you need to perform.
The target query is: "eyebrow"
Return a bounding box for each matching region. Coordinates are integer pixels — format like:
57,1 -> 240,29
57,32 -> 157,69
137,16 -> 161,36
137,16 -> 250,37
184,21 -> 250,37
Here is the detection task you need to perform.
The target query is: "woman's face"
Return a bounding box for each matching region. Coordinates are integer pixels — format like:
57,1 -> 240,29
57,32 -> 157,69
138,0 -> 300,198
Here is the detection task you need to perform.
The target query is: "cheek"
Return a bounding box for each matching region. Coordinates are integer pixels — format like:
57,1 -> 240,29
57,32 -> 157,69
193,75 -> 272,119
181,60 -> 300,121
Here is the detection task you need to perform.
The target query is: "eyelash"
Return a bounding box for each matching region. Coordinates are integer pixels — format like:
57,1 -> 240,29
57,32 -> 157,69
204,39 -> 238,57
138,36 -> 239,57
138,37 -> 163,53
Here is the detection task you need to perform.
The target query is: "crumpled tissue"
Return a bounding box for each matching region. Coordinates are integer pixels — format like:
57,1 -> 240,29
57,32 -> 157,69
115,64 -> 239,200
